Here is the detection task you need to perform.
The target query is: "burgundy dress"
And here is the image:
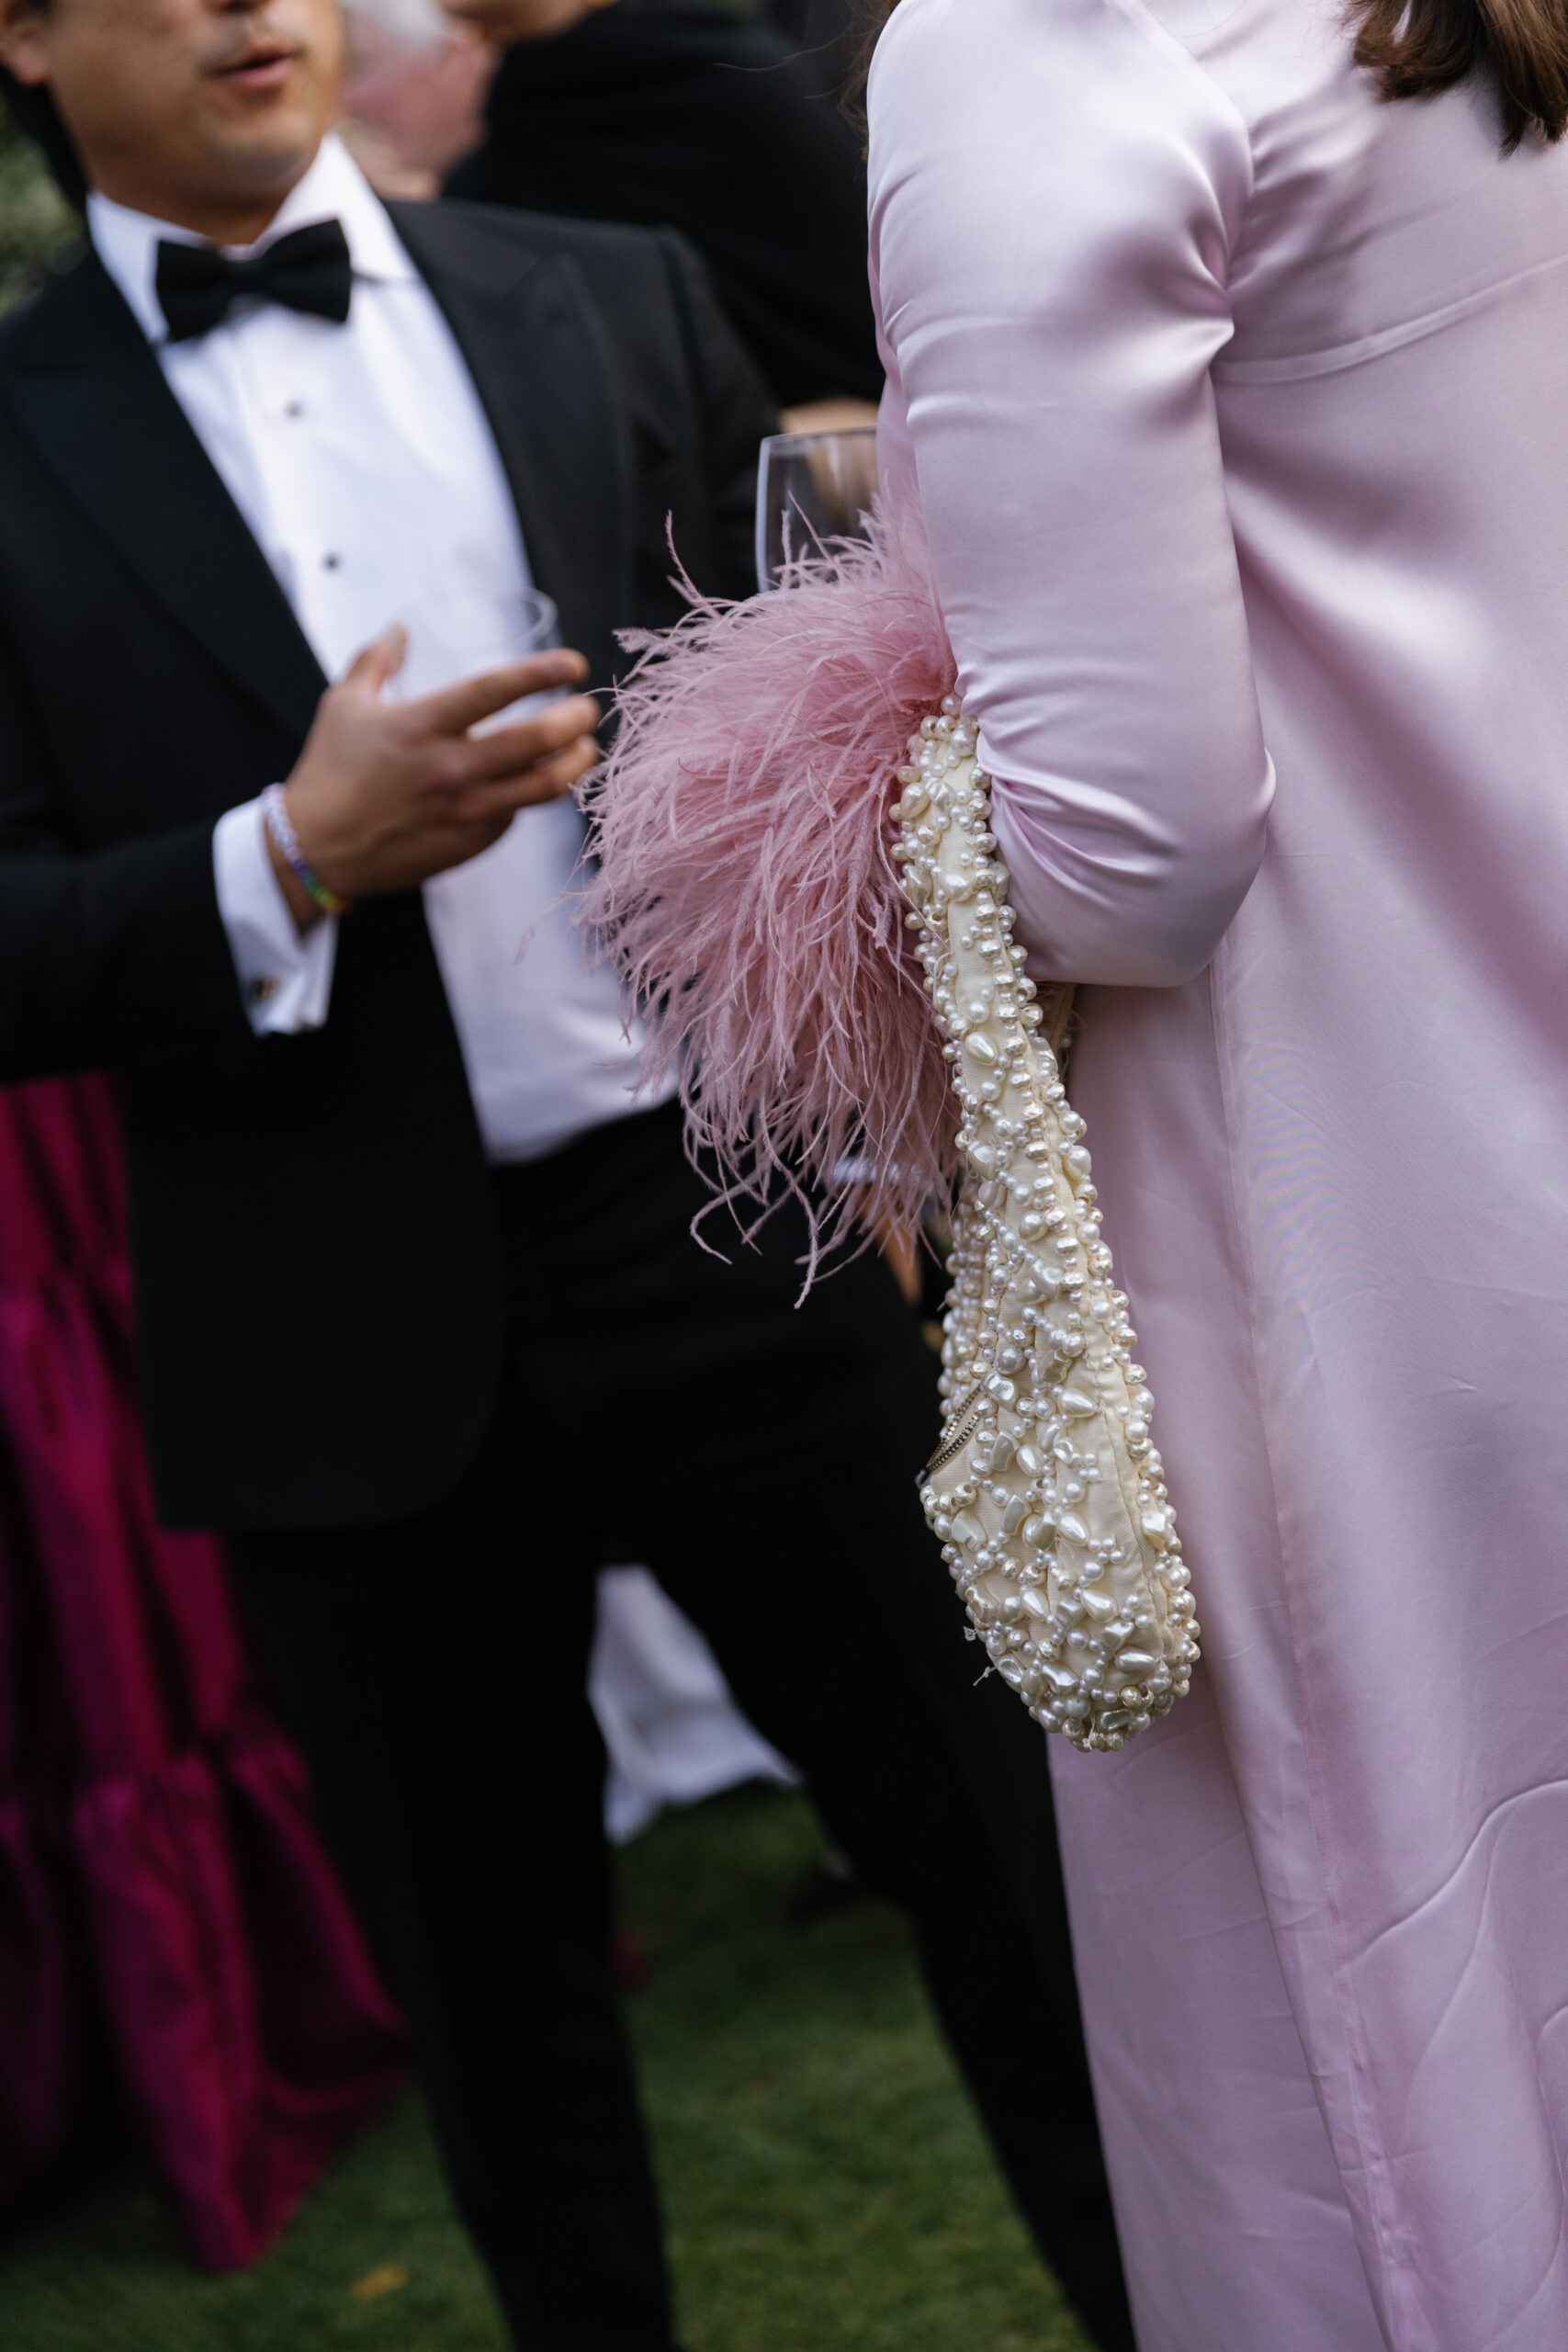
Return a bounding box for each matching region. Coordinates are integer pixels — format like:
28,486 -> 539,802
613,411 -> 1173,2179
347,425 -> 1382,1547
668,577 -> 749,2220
0,1073 -> 405,2267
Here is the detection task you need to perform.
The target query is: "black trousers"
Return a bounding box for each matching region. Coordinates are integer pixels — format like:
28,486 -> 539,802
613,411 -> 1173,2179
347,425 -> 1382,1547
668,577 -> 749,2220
235,1100 -> 1133,2352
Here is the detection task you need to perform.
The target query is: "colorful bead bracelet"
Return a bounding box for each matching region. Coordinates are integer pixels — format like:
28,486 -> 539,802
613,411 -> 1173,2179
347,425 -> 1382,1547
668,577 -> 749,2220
261,783 -> 351,918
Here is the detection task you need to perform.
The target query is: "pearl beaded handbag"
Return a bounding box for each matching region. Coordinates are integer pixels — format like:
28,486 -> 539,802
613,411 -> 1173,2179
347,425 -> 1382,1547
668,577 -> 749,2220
895,700 -> 1200,1751
586,497 -> 1199,1755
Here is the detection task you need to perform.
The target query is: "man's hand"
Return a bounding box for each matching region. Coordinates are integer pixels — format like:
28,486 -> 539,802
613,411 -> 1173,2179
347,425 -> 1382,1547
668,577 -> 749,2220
266,630 -> 602,927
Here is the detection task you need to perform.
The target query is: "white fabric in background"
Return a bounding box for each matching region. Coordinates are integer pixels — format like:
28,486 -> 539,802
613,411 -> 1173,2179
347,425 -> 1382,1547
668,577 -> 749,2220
590,1568 -> 797,1845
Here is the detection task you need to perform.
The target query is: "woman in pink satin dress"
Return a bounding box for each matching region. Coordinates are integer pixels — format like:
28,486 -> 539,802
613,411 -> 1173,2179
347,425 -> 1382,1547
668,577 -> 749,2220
866,2 -> 1568,2346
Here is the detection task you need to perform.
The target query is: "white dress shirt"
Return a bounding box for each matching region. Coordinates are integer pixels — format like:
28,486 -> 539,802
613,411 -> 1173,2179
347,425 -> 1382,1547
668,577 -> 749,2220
87,136 -> 670,1161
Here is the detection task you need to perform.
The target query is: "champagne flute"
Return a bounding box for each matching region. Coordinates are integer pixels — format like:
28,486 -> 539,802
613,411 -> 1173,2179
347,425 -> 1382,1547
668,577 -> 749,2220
381,583 -> 562,730
755,426 -> 880,592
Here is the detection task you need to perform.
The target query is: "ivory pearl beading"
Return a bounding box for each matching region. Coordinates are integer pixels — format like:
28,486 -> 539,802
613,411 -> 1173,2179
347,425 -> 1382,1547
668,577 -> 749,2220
897,701 -> 1200,1752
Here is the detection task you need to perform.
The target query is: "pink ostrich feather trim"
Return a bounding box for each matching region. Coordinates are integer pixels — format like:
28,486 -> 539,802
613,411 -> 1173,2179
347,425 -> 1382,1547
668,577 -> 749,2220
581,498 -> 957,1263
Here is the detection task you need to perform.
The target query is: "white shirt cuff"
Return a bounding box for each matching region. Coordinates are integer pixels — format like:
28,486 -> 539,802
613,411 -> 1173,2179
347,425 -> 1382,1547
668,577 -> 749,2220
213,798 -> 338,1034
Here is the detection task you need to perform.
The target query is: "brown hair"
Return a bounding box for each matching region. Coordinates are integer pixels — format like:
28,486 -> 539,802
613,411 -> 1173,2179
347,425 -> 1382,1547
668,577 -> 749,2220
1350,0 -> 1568,148
850,0 -> 1568,152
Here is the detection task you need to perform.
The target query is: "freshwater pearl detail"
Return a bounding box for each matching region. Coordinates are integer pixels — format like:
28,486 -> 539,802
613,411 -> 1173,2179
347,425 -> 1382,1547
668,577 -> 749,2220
897,703 -> 1200,1753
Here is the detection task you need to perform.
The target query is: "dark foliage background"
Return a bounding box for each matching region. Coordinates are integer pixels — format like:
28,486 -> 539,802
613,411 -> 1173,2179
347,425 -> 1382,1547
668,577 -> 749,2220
0,94 -> 80,311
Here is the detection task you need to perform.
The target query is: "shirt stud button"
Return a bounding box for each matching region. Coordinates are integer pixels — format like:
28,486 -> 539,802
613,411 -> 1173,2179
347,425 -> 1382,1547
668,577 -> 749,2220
322,552 -> 341,570
247,976 -> 282,1007
284,400 -> 303,418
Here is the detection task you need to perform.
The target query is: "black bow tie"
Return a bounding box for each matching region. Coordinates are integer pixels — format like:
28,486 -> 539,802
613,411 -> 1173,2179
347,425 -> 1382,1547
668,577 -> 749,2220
155,218 -> 354,344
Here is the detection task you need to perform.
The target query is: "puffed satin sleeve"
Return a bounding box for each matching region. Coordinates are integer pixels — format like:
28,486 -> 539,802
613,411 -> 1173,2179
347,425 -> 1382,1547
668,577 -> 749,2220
868,0 -> 1271,986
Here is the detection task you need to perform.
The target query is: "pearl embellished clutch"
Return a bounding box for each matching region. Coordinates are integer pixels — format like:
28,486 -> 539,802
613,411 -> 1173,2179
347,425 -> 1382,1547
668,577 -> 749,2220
585,496 -> 1199,1754
896,701 -> 1200,1750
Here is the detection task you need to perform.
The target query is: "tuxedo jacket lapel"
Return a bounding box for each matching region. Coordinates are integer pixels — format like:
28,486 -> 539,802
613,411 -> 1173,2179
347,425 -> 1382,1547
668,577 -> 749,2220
0,211 -> 635,743
389,203 -> 632,695
0,253 -> 326,748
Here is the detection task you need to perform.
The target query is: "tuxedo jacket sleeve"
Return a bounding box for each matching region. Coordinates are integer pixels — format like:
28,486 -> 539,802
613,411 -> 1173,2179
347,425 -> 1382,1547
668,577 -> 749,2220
0,200 -> 777,1530
0,634 -> 254,1083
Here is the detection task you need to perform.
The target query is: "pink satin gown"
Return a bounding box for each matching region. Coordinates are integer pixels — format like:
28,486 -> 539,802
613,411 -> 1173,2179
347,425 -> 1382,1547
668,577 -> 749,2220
868,4 -> 1568,2346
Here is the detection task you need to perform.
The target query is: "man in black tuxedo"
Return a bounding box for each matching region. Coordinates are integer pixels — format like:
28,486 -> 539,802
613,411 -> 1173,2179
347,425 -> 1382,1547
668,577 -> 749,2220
0,4 -> 1133,2346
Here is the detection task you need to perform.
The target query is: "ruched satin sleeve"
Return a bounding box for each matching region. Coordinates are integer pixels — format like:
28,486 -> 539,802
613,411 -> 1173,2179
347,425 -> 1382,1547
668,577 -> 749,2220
867,0 -> 1273,986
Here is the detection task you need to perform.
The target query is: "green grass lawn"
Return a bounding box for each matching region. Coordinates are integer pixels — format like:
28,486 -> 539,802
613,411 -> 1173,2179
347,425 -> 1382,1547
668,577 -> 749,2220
0,1786 -> 1089,2352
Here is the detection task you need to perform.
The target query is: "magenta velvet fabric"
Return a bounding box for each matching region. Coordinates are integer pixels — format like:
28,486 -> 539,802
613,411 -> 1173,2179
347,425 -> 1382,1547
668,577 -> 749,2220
0,1073 -> 407,2267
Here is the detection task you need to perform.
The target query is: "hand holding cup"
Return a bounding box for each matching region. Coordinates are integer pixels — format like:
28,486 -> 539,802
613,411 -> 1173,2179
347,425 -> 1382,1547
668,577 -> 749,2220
268,628 -> 601,927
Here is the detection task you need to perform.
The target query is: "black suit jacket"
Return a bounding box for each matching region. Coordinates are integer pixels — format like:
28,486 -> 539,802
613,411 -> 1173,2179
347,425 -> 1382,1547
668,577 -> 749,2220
0,198 -> 775,1531
445,0 -> 883,408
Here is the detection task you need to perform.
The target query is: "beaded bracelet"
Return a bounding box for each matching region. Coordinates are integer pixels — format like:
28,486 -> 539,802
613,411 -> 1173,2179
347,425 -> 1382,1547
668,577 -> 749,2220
261,784 -> 351,918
